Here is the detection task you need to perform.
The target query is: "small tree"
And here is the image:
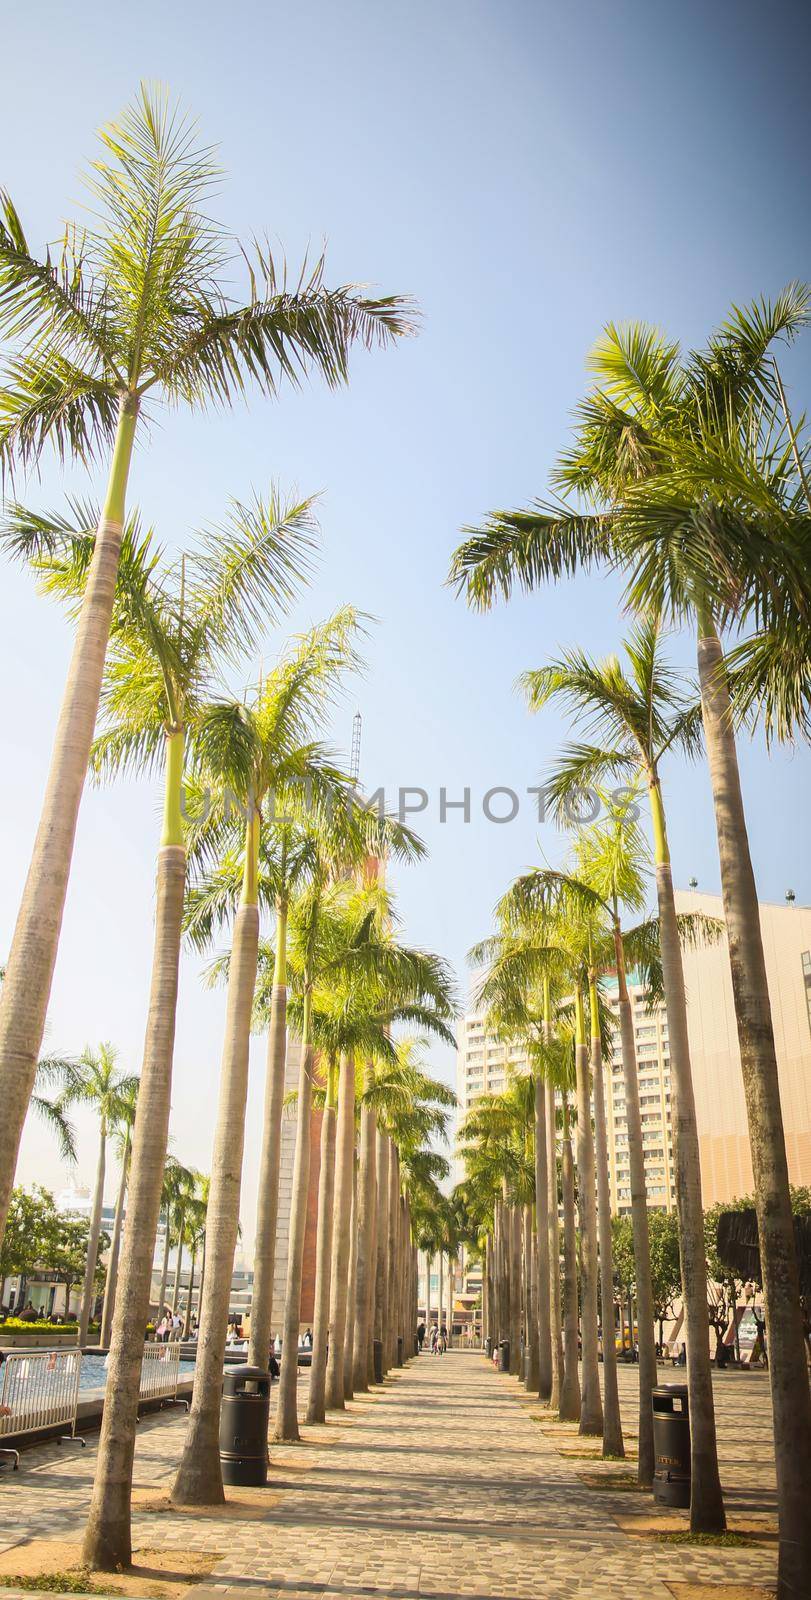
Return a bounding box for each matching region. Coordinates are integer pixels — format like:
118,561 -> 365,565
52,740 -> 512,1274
51,1215 -> 110,1322
647,1210 -> 682,1350
0,1185 -> 60,1308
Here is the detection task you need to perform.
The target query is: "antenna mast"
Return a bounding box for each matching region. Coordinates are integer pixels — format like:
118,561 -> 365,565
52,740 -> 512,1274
350,711 -> 362,783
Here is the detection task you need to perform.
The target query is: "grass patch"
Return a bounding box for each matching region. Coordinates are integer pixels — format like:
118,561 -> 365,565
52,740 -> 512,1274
578,1472 -> 645,1492
655,1531 -> 756,1548
0,1574 -> 102,1594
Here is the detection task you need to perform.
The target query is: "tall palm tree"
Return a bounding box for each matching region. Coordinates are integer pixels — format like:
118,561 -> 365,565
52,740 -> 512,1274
99,1077 -> 139,1348
366,1040 -> 457,1369
448,289 -> 811,1588
494,863 -> 655,1474
169,1165 -> 199,1317
182,1187 -> 208,1339
467,948 -> 554,1401
273,866 -> 450,1436
0,85 -> 413,1273
173,612 -> 368,1503
57,1044 -> 138,1346
521,629 -> 724,1524
15,493 -> 317,1568
155,1157 -> 194,1318
301,942 -> 455,1422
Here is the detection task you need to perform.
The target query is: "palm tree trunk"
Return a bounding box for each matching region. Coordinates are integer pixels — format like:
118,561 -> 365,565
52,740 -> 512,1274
649,774 -> 725,1530
510,1207 -> 522,1375
80,1125 -> 107,1347
82,829 -> 185,1570
275,1001 -> 316,1442
524,1205 -> 539,1390
352,1076 -> 376,1393
157,1208 -> 171,1317
325,1053 -> 355,1410
343,1157 -> 358,1400
182,1245 -> 196,1339
247,902 -> 288,1371
374,1131 -> 389,1375
171,1212 -> 185,1316
365,1131 -> 378,1383
100,1129 -> 130,1349
173,893 -> 260,1503
559,1096 -> 581,1422
196,1232 -> 207,1323
438,1251 -> 444,1350
575,997 -> 603,1437
534,1076 -> 552,1399
0,402 -> 138,1242
546,1079 -> 563,1410
307,1060 -> 337,1424
486,1235 -> 492,1350
697,617 -> 811,1590
589,983 -> 624,1459
613,920 -> 656,1485
386,1143 -> 399,1370
496,1193 -> 509,1354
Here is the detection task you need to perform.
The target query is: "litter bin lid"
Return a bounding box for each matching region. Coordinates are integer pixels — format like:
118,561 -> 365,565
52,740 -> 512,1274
222,1365 -> 273,1396
653,1383 -> 688,1399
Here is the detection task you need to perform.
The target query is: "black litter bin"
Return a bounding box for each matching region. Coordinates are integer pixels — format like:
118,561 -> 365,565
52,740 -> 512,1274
396,1335 -> 404,1367
498,1338 -> 510,1373
219,1366 -> 271,1486
373,1339 -> 383,1383
652,1384 -> 690,1508
414,1333 -> 420,1356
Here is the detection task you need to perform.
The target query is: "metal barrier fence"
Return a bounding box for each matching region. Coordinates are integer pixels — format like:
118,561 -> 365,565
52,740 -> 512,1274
139,1340 -> 183,1404
0,1340 -> 188,1469
0,1348 -> 83,1469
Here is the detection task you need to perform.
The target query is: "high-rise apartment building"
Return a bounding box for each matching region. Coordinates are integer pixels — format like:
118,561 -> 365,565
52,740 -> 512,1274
456,979 -> 674,1215
456,890 -> 811,1217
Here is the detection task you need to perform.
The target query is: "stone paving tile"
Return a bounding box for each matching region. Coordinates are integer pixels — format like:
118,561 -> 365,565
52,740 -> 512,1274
0,1352 -> 778,1599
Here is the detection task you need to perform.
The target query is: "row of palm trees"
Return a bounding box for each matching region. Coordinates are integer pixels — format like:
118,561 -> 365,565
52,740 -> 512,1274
0,85 -> 448,1576
448,289 -> 811,1600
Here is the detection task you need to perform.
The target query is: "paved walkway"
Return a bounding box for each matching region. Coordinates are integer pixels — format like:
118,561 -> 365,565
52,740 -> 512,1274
0,1351 -> 778,1599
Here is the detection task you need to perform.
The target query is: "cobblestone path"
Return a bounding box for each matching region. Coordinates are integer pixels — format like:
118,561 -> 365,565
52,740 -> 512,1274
0,1351 -> 777,1599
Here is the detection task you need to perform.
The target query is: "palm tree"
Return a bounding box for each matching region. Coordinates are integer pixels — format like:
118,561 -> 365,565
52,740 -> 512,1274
99,1077 -> 139,1348
326,1049 -> 357,1408
302,938 -> 455,1421
448,290 -> 811,1587
521,628 -> 724,1524
366,1041 -> 457,1371
273,863 -> 450,1436
182,1188 -> 208,1339
155,1157 -> 194,1318
15,494 -> 318,1568
173,613 -> 368,1503
467,949 -> 554,1401
169,1165 -> 199,1317
0,82 -> 413,1270
493,863 -> 655,1472
57,1044 -> 138,1346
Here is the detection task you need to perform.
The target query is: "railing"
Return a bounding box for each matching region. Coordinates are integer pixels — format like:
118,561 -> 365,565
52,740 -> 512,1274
139,1340 -> 184,1405
0,1348 -> 84,1469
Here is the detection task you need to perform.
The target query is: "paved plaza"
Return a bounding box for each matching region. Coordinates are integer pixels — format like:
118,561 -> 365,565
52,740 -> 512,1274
0,1351 -> 778,1599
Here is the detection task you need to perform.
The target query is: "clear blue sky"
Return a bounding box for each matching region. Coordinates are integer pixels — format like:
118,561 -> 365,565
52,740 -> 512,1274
3,0 -> 810,1238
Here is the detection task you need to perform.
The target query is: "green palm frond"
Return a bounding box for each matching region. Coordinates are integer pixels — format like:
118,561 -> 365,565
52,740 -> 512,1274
186,490 -> 320,664
448,500 -> 612,611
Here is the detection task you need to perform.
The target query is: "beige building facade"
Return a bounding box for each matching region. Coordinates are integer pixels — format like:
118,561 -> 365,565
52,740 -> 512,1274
456,889 -> 811,1215
676,889 -> 811,1206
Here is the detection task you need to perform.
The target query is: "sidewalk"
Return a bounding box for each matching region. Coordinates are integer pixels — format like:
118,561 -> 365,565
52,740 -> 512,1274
0,1350 -> 777,1599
